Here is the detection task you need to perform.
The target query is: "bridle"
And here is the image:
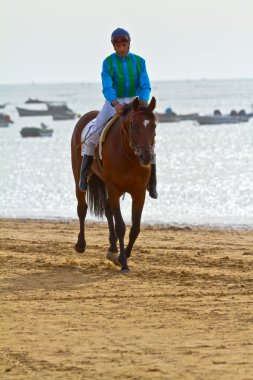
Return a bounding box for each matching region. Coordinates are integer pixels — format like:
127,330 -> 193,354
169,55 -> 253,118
120,110 -> 155,158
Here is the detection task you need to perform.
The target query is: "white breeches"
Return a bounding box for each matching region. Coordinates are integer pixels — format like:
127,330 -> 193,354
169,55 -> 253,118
81,97 -> 135,156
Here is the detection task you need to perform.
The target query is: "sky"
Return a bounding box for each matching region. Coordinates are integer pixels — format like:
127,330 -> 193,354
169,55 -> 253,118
1,0 -> 253,84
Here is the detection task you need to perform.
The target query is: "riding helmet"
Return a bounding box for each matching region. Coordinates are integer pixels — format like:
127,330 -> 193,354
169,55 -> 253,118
111,28 -> 131,44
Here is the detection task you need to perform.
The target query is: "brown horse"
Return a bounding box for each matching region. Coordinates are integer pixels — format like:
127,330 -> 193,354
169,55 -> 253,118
71,97 -> 157,272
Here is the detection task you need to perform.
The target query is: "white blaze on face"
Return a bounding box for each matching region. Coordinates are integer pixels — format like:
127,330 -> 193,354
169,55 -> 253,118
143,119 -> 150,128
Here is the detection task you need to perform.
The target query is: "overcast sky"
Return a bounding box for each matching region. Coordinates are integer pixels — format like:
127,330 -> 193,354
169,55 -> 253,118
1,0 -> 253,84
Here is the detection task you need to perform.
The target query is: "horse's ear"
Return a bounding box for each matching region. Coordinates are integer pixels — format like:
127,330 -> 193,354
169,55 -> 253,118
133,97 -> 140,111
148,96 -> 156,111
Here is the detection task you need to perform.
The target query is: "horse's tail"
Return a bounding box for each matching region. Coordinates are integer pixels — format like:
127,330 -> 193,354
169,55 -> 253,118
87,174 -> 107,218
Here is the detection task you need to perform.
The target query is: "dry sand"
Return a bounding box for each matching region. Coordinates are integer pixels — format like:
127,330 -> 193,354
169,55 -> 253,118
1,218 -> 253,380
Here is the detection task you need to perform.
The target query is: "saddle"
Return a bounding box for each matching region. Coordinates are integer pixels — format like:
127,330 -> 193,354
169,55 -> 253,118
94,114 -> 120,172
98,114 -> 120,159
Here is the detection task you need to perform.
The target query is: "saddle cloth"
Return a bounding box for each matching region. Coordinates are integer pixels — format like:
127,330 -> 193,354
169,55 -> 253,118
81,114 -> 120,159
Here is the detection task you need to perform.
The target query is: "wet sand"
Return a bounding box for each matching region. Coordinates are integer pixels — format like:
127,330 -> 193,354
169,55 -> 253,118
1,218 -> 253,380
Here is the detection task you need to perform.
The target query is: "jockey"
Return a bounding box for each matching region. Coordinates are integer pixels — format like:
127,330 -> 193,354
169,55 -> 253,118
79,27 -> 158,199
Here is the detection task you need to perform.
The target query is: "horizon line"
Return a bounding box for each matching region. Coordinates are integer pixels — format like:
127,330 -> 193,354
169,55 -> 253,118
1,77 -> 253,86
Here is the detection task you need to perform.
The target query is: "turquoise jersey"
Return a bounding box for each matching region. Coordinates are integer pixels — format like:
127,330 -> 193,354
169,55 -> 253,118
101,52 -> 151,103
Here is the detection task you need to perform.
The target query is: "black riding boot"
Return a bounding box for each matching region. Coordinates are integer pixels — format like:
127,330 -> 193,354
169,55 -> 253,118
79,154 -> 93,192
147,163 -> 158,199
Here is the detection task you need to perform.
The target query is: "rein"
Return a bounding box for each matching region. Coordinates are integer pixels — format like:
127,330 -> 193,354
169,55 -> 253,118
120,116 -> 139,162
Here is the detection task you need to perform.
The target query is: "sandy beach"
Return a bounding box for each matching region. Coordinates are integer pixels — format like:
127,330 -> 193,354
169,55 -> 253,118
1,218 -> 253,379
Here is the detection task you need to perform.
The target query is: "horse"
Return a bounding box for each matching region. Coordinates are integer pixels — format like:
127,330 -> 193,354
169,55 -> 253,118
71,97 -> 157,272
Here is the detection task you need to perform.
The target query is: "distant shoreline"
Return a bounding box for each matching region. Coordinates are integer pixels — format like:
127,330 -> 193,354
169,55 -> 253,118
1,77 -> 253,87
1,217 -> 252,231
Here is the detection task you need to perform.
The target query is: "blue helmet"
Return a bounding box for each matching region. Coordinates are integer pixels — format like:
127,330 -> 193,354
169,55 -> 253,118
111,28 -> 131,44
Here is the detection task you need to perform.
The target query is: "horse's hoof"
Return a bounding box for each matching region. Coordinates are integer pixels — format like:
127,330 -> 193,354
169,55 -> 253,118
114,254 -> 130,271
120,267 -> 131,274
106,251 -> 120,266
107,250 -> 117,261
74,244 -> 85,253
113,253 -> 121,267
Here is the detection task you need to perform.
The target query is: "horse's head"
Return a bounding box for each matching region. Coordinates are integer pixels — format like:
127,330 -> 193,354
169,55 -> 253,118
125,97 -> 157,167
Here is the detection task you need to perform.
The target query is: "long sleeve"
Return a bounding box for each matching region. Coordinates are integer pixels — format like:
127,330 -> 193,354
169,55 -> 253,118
101,60 -> 117,103
136,59 -> 151,102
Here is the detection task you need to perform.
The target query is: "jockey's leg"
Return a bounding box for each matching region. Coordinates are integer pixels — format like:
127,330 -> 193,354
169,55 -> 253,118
147,154 -> 158,199
79,154 -> 94,191
79,101 -> 116,192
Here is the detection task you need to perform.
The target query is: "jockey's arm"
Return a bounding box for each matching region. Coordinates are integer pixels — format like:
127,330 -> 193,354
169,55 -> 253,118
137,59 -> 151,103
101,60 -> 117,103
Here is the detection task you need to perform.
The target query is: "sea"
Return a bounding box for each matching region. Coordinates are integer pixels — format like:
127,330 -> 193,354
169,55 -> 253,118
1,79 -> 253,228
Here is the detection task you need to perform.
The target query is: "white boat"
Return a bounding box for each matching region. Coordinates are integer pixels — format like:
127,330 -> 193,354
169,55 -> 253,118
17,102 -> 76,119
156,112 -> 199,123
195,114 -> 251,125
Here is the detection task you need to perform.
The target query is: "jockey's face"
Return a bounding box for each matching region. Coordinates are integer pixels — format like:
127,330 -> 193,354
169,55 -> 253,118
113,42 -> 130,57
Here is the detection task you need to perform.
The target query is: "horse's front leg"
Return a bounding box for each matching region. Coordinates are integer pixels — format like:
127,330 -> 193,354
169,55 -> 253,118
104,198 -> 118,259
108,192 -> 129,272
74,188 -> 88,253
125,191 -> 146,259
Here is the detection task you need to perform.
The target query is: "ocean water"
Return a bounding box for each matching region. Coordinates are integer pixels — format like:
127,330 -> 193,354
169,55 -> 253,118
1,79 -> 253,227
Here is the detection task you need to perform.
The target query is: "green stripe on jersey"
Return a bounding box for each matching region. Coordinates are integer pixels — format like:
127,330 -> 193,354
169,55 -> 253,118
126,56 -> 136,97
115,55 -> 125,97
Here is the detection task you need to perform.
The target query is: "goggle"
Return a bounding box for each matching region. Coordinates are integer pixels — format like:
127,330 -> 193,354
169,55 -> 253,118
111,36 -> 130,44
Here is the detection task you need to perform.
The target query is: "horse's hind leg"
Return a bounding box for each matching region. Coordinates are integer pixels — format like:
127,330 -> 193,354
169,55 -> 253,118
75,188 -> 88,253
105,199 -> 118,260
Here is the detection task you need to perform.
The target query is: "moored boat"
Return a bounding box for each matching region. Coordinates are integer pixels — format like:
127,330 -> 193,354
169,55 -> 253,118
17,102 -> 76,119
16,107 -> 50,117
195,114 -> 251,125
179,113 -> 199,121
52,111 -> 76,120
20,123 -> 53,137
156,112 -> 199,123
155,112 -> 182,123
47,103 -> 76,120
